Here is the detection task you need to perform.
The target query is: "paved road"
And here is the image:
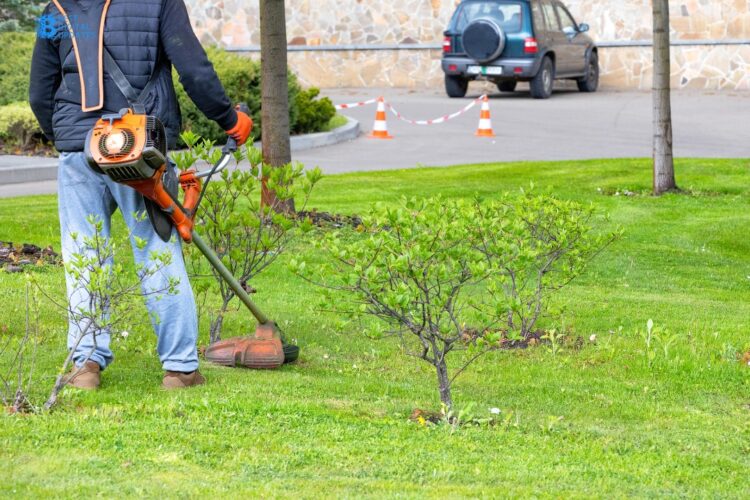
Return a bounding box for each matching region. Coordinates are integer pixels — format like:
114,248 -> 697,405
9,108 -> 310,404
299,84 -> 750,173
1,84 -> 748,198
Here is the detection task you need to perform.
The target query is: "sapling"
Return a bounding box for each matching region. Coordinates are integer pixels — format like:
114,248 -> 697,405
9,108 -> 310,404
39,214 -> 177,410
469,191 -> 619,338
174,134 -> 321,343
293,197 -> 500,408
295,193 -> 616,408
0,282 -> 42,414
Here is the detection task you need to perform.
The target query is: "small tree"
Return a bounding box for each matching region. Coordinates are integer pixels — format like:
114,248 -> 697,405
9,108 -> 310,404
652,0 -> 677,194
294,194 -> 616,408
294,198 -> 495,408
469,193 -> 618,337
40,214 -> 177,410
0,282 -> 42,414
174,136 -> 321,343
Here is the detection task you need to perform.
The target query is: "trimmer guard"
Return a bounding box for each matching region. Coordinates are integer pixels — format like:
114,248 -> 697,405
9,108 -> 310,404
204,323 -> 285,369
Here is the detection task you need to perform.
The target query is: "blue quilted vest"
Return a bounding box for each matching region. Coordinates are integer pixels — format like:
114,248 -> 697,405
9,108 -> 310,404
47,0 -> 181,151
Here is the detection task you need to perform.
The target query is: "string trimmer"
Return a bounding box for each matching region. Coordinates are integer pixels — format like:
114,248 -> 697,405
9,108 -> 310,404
83,104 -> 298,369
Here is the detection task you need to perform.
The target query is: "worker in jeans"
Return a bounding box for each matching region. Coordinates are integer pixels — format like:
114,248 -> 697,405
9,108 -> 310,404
29,0 -> 253,390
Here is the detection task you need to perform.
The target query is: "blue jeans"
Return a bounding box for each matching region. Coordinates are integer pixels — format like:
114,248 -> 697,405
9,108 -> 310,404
58,152 -> 199,372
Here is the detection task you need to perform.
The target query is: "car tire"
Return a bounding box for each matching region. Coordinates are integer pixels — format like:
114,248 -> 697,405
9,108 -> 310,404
497,81 -> 517,92
445,75 -> 468,98
577,52 -> 599,93
530,57 -> 554,99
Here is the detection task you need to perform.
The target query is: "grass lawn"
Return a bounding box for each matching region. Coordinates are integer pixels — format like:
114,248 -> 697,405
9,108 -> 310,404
1,158 -> 750,497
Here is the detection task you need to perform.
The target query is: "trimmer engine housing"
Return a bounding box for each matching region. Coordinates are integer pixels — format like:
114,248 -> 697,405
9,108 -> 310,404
85,108 -> 167,181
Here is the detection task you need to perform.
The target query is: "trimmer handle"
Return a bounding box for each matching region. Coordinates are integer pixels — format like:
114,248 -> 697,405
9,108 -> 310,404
222,102 -> 252,154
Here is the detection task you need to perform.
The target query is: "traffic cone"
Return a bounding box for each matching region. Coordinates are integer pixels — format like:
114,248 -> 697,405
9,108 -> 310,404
475,96 -> 495,137
368,97 -> 393,139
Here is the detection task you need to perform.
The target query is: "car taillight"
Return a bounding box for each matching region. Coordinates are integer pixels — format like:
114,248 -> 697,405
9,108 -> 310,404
524,37 -> 539,54
443,36 -> 452,53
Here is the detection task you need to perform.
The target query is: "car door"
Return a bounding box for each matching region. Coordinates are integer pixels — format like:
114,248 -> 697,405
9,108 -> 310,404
540,0 -> 569,74
555,2 -> 587,75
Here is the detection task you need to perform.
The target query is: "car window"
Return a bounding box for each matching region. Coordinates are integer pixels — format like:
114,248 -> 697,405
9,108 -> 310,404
454,2 -> 524,33
555,3 -> 578,35
542,1 -> 561,32
531,2 -> 546,32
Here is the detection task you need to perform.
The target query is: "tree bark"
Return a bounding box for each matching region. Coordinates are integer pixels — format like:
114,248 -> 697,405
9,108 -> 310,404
652,0 -> 677,195
435,358 -> 453,409
260,0 -> 294,211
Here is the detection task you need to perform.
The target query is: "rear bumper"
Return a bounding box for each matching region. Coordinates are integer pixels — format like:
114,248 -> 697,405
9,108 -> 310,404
442,56 -> 541,79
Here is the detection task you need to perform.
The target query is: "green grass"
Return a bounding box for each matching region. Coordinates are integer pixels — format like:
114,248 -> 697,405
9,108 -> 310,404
321,113 -> 348,132
2,158 -> 750,497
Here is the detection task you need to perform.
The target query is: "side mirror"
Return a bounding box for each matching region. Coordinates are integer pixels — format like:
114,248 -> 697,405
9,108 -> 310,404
579,23 -> 590,33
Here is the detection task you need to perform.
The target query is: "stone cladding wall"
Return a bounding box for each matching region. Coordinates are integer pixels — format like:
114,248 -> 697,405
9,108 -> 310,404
185,0 -> 750,90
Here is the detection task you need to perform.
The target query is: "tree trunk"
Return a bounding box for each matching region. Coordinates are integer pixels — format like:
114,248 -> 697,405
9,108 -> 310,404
209,313 -> 224,344
652,0 -> 677,195
259,0 -> 294,212
435,358 -> 453,409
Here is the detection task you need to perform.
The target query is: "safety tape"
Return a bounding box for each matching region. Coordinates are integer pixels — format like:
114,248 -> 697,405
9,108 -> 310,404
384,95 -> 486,126
333,95 -> 488,126
334,98 -> 378,110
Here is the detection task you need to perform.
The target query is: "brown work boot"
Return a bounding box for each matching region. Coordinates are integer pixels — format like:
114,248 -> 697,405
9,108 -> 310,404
162,370 -> 206,390
66,361 -> 101,390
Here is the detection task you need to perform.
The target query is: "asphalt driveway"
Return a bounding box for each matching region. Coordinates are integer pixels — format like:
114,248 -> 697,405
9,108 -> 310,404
298,84 -> 749,173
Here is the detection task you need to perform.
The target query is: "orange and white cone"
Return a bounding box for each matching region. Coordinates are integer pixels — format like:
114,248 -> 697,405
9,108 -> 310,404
368,97 -> 393,139
475,96 -> 495,137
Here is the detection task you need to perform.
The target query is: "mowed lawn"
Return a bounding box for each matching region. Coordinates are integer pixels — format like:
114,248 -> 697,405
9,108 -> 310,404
1,158 -> 750,497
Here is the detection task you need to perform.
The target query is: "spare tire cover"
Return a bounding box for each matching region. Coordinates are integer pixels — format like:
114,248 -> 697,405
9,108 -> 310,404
462,19 -> 506,64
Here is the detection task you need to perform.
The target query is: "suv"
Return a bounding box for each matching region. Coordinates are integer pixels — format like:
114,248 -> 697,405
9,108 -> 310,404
441,0 -> 598,99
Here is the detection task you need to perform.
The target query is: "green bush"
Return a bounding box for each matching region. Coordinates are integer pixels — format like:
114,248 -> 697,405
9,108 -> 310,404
176,47 -> 336,145
0,32 -> 35,106
293,88 -> 336,134
0,35 -> 333,145
0,102 -> 42,147
292,193 -> 618,407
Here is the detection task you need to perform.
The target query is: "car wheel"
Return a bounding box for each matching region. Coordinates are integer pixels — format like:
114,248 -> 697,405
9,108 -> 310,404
497,81 -> 517,92
530,57 -> 554,99
445,75 -> 468,98
577,52 -> 599,92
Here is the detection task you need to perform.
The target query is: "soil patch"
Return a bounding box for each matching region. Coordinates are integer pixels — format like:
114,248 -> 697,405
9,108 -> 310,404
296,209 -> 363,229
461,328 -> 545,350
0,241 -> 60,272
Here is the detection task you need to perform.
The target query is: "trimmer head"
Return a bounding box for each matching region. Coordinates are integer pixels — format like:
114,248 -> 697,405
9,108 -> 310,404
204,322 -> 287,369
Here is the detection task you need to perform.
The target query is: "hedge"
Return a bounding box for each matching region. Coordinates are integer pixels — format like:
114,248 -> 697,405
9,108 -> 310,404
0,102 -> 43,148
0,32 -> 337,145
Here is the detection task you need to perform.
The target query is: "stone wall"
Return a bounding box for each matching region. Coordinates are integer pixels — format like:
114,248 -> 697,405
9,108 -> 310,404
185,0 -> 750,90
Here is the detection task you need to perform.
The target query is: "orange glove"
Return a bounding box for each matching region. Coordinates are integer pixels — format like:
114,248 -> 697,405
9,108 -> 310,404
226,108 -> 253,146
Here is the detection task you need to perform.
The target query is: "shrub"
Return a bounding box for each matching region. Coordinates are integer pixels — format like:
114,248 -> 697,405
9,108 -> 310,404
469,191 -> 620,338
293,88 -> 336,134
0,35 -> 331,144
293,193 -> 617,408
0,102 -> 43,148
0,32 -> 35,106
177,47 -> 337,145
173,132 -> 321,342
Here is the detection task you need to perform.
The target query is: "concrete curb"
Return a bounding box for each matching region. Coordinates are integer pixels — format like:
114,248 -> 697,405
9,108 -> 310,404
0,116 -> 360,185
290,115 -> 360,151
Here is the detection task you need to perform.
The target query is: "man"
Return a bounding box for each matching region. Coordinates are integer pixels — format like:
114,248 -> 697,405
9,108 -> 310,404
29,0 -> 253,390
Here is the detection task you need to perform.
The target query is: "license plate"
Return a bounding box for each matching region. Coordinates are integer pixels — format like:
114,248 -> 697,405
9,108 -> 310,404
467,65 -> 502,76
